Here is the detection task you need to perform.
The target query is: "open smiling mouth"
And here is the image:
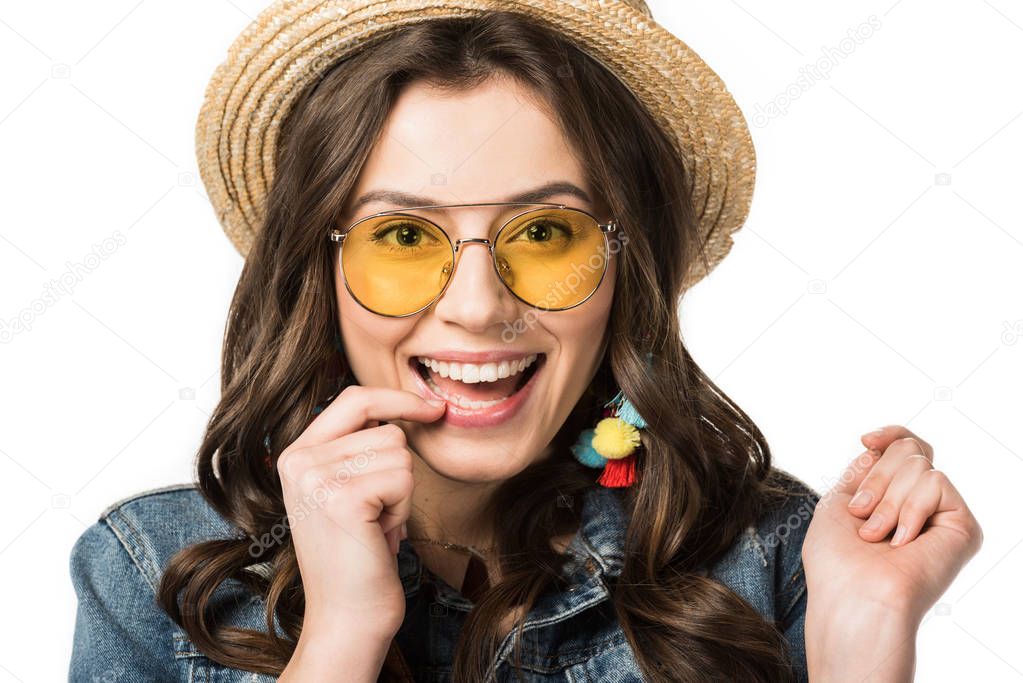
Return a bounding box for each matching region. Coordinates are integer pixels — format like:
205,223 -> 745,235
409,353 -> 546,411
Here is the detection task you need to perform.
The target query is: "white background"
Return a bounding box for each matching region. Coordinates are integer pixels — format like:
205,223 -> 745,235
1,1 -> 1020,680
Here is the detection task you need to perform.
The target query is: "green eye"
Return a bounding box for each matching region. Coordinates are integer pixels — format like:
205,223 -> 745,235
394,225 -> 421,246
527,223 -> 553,241
509,219 -> 573,243
369,222 -> 442,249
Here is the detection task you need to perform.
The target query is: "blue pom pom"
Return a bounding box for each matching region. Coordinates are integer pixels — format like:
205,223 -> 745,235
571,428 -> 606,468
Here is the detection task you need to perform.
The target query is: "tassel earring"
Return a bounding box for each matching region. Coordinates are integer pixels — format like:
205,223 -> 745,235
571,351 -> 652,488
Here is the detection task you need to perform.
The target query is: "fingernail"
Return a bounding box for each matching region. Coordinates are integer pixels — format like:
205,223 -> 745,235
849,489 -> 873,508
862,513 -> 882,532
427,398 -> 445,407
891,525 -> 907,546
863,428 -> 885,438
400,521 -> 408,540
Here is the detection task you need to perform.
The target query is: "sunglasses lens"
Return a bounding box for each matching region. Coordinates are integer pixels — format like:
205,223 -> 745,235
495,209 -> 608,309
340,215 -> 452,316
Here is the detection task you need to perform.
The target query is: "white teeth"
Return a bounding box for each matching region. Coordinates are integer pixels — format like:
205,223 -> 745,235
416,353 -> 538,385
480,363 -> 498,382
434,360 -> 449,379
414,353 -> 543,410
422,373 -> 511,409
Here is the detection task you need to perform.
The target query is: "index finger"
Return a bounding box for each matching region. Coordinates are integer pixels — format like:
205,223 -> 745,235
290,385 -> 445,451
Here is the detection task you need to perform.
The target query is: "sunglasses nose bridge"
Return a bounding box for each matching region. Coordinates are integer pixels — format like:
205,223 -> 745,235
447,237 -> 503,287
449,237 -> 499,278
452,237 -> 494,253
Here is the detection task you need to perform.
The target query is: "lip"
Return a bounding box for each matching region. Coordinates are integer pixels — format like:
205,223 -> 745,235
408,353 -> 546,428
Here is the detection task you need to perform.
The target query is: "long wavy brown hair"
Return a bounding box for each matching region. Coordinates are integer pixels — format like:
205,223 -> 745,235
158,11 -> 803,681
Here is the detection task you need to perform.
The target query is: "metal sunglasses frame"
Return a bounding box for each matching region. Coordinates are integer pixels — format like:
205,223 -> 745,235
328,201 -> 624,318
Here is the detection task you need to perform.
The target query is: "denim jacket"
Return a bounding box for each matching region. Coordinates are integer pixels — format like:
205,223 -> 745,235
69,469 -> 820,682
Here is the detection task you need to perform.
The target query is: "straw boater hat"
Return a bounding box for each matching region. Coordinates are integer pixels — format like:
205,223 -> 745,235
195,0 -> 756,290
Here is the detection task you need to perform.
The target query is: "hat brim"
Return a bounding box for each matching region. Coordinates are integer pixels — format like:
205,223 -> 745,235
196,0 -> 755,289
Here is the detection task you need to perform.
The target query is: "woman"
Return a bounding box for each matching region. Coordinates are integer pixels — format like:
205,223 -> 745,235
68,2 -> 983,681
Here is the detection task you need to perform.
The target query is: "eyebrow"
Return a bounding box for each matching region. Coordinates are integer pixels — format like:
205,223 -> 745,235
348,180 -> 593,214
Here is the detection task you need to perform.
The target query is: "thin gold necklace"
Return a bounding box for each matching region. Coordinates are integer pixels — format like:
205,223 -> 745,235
405,536 -> 497,560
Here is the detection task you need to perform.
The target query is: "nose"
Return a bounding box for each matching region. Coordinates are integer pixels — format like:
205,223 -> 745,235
431,237 -> 520,332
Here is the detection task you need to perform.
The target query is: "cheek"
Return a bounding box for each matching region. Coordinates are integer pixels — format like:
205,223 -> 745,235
335,274 -> 411,385
575,263 -> 616,339
572,264 -> 616,368
545,274 -> 615,371
564,301 -> 611,341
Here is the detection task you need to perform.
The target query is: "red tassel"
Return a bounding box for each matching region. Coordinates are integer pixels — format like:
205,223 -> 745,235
597,453 -> 636,487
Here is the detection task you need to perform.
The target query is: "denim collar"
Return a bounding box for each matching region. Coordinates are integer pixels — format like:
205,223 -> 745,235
396,485 -> 629,608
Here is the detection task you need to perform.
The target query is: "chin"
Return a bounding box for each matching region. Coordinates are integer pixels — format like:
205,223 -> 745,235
411,436 -> 533,483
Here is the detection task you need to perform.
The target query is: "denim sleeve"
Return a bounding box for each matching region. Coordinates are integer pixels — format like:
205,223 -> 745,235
772,473 -> 821,683
68,518 -> 180,682
779,565 -> 809,683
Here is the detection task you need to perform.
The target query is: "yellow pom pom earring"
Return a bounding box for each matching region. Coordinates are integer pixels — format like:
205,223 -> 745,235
571,352 -> 652,488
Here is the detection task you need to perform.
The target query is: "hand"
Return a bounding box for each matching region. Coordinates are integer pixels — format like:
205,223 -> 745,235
803,425 -> 984,625
276,385 -> 446,642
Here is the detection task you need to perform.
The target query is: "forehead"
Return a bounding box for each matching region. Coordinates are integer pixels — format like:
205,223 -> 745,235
347,76 -> 593,214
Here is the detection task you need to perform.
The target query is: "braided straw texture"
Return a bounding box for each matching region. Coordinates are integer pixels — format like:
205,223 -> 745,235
196,0 -> 756,290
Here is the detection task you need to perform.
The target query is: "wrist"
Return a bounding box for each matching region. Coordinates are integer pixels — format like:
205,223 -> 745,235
282,626 -> 393,683
806,597 -> 918,683
303,607 -> 403,643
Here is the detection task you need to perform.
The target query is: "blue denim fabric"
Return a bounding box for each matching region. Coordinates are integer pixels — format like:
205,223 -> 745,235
69,470 -> 820,682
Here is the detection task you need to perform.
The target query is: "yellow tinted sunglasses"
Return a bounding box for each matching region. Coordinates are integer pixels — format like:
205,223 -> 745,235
328,202 -> 624,317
